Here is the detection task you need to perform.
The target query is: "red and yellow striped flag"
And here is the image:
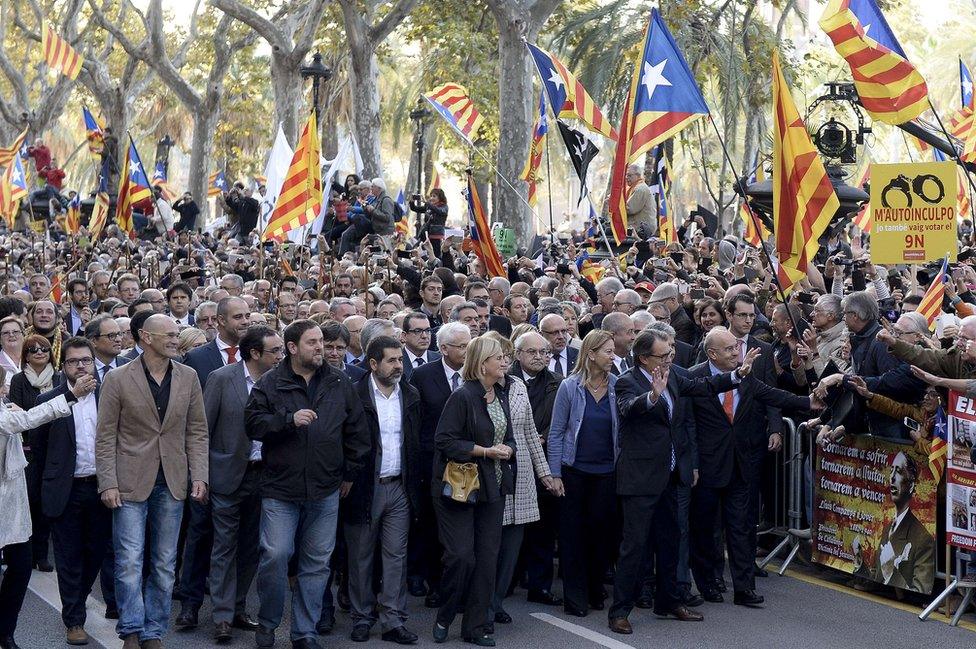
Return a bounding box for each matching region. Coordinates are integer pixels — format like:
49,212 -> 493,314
466,173 -> 505,278
819,0 -> 928,125
262,110 -> 322,242
958,168 -> 971,221
428,167 -> 441,193
41,20 -> 84,80
89,191 -> 110,240
916,257 -> 948,329
852,161 -> 871,232
424,83 -> 484,144
0,127 -> 27,168
65,193 -> 81,235
772,53 -> 839,293
521,94 -> 547,208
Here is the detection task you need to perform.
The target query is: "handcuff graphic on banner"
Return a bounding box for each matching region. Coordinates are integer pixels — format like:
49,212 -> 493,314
880,173 -> 945,209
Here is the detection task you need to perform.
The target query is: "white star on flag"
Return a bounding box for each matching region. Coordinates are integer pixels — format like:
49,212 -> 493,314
11,167 -> 23,185
964,78 -> 974,100
547,68 -> 565,91
641,59 -> 672,100
130,160 -> 142,176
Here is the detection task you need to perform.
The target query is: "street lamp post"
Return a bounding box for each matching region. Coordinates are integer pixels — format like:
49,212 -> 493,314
409,99 -> 431,233
300,52 -> 333,123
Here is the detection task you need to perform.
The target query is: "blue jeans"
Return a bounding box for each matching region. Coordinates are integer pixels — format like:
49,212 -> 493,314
113,482 -> 184,641
257,494 -> 340,641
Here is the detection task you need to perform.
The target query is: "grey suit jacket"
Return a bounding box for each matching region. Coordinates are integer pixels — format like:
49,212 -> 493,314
205,361 -> 252,495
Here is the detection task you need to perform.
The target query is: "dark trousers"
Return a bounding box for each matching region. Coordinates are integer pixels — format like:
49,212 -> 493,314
175,496 -> 212,610
209,465 -> 262,624
101,541 -> 117,610
50,478 -> 112,627
25,457 -> 50,564
0,541 -> 31,637
690,472 -> 756,594
521,487 -> 558,593
559,466 -> 616,613
407,483 -> 442,590
610,477 -> 681,619
433,496 -> 504,638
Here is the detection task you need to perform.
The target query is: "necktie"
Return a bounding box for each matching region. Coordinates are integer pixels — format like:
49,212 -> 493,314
100,365 -> 110,381
226,346 -> 238,364
738,339 -> 747,363
722,390 -> 735,422
451,372 -> 460,391
415,357 -> 424,367
555,354 -> 564,377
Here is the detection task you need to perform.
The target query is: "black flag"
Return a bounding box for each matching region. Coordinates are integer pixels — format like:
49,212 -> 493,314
555,120 -> 599,204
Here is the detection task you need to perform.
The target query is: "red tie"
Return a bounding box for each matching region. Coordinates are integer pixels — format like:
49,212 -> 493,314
226,346 -> 238,364
722,390 -> 735,423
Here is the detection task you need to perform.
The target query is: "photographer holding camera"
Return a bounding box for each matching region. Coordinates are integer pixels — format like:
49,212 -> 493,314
410,188 -> 449,256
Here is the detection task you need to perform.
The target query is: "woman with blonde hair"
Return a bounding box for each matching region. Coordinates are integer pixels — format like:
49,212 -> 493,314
177,327 -> 208,357
508,323 -> 536,345
547,329 -> 619,617
480,332 -> 555,629
432,335 -> 515,646
0,317 -> 24,386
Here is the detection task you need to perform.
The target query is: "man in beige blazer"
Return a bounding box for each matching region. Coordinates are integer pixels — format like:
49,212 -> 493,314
95,314 -> 209,649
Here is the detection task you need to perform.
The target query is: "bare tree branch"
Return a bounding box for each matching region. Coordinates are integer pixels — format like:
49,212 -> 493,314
208,0 -> 288,51
369,0 -> 419,47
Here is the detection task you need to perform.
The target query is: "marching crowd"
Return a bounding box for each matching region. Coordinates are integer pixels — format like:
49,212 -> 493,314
0,164 -> 971,649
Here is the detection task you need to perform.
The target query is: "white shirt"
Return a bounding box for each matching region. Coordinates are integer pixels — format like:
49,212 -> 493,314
216,336 -> 238,365
708,361 -> 738,414
405,348 -> 427,368
372,375 -> 402,478
442,359 -> 462,391
94,357 -> 119,382
244,364 -> 263,462
613,354 -> 628,374
172,312 -> 192,327
72,389 -> 98,477
549,349 -> 569,376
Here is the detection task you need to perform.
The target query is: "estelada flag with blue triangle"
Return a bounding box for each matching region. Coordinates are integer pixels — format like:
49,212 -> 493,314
83,106 -> 104,156
465,172 -> 505,278
208,170 -> 228,196
65,192 -> 81,235
151,161 -> 178,202
395,189 -> 412,238
961,59 -> 974,108
819,0 -> 928,124
607,8 -> 708,243
929,404 -> 948,483
117,137 -> 153,237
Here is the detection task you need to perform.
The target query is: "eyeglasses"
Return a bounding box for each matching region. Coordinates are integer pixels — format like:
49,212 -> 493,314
63,358 -> 94,368
646,349 -> 675,361
443,342 -> 468,350
93,332 -> 123,340
323,344 -> 347,353
405,328 -> 432,335
519,348 -> 552,357
0,330 -> 22,338
262,346 -> 286,357
542,328 -> 570,337
25,346 -> 51,354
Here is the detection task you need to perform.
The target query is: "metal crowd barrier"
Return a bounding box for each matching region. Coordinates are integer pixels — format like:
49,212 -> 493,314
757,418 -> 807,575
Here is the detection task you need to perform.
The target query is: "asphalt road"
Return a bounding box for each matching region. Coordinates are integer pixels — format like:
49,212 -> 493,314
13,558 -> 976,649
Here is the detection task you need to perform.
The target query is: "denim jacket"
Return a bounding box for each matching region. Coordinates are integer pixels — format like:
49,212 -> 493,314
546,373 -> 619,477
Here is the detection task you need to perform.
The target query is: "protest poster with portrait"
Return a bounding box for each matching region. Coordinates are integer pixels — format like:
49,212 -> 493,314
812,434 -> 937,594
945,391 -> 976,550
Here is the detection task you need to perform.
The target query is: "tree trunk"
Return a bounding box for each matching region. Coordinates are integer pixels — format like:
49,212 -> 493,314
189,108 -> 220,225
348,46 -> 382,179
494,17 -> 533,245
271,55 -> 303,145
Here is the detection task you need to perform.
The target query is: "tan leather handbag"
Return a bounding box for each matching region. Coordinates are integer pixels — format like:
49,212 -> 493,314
442,461 -> 480,504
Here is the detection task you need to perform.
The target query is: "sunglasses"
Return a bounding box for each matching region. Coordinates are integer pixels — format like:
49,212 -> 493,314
26,346 -> 51,354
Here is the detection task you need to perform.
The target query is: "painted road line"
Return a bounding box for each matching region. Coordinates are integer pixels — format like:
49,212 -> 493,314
29,570 -> 117,649
532,612 -> 637,649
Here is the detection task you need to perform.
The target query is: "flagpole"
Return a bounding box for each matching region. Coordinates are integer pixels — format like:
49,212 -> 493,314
543,130 -> 555,245
706,114 -> 804,340
924,99 -> 976,200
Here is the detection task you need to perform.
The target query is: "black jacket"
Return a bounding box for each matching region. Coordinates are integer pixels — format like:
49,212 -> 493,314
245,360 -> 371,502
510,361 -> 560,437
432,379 -> 516,504
670,306 -> 696,346
32,382 -> 92,518
342,373 -> 423,524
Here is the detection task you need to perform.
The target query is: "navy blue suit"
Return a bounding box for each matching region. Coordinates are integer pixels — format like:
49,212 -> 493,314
402,349 -> 441,382
183,339 -> 225,388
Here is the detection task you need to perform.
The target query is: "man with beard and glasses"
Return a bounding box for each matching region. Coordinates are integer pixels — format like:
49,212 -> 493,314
343,336 -> 422,645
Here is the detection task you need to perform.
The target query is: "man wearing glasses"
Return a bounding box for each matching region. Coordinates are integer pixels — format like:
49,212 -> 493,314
32,338 -> 100,646
540,314 -> 578,378
96,314 -> 209,649
205,325 -> 284,643
86,316 -> 129,382
400,313 -> 439,382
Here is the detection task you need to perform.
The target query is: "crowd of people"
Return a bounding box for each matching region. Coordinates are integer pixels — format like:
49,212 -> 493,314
0,160 -> 970,649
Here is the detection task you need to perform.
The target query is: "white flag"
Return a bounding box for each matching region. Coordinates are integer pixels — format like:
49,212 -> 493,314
259,125 -> 294,233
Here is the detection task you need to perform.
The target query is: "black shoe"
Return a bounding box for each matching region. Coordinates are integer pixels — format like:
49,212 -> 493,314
0,636 -> 21,649
256,625 -> 275,649
756,567 -> 769,578
563,605 -> 587,617
316,614 -> 336,635
494,611 -> 512,624
701,588 -> 724,603
407,577 -> 428,597
175,605 -> 199,630
432,622 -> 449,644
425,592 -> 442,608
381,627 -> 419,645
463,635 -> 495,647
33,560 -> 53,572
588,597 -> 605,611
733,590 -> 765,607
682,592 -> 705,608
104,606 -> 119,620
484,623 -> 494,636
635,594 -> 654,609
526,590 -> 563,606
351,624 -> 371,642
232,613 -> 259,631
714,579 -> 728,593
292,639 -> 322,649
214,622 -> 232,643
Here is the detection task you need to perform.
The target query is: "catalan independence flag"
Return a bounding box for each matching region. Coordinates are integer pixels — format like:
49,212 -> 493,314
208,170 -> 228,197
41,20 -> 84,80
0,154 -> 28,229
819,0 -> 928,125
89,189 -> 110,241
424,83 -> 484,145
262,110 -> 322,241
0,128 -> 27,168
395,189 -> 412,238
526,42 -> 617,141
916,256 -> 948,330
466,172 -> 505,278
929,404 -> 948,483
521,93 -> 548,208
151,161 -> 178,202
772,52 -> 839,293
739,150 -> 770,247
65,192 -> 81,235
851,160 -> 871,232
83,106 -> 104,156
428,167 -> 441,193
607,9 -> 708,243
117,138 -> 153,237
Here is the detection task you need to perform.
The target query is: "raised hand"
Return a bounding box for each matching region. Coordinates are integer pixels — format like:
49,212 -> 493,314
847,375 -> 871,399
876,327 -> 895,347
910,365 -> 943,388
651,365 -> 670,398
739,347 -> 762,377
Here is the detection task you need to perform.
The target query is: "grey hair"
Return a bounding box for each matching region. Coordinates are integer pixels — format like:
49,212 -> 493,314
360,317 -> 395,353
329,297 -> 354,316
370,177 -> 387,192
647,321 -> 676,339
536,297 -> 563,319
488,277 -> 511,294
601,311 -> 632,335
220,273 -> 244,290
560,300 -> 581,317
615,289 -> 642,306
703,326 -> 733,351
898,311 -> 930,336
449,301 -> 479,322
194,301 -> 217,319
841,291 -> 878,323
514,330 -> 547,351
815,293 -> 843,322
631,310 -> 656,331
437,322 -> 471,349
596,277 -> 624,294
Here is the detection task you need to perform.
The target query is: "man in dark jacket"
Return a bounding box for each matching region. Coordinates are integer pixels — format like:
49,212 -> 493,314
245,319 -> 370,649
342,336 -> 422,645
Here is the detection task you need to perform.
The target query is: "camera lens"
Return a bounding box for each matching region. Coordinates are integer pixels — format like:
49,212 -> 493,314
815,119 -> 852,159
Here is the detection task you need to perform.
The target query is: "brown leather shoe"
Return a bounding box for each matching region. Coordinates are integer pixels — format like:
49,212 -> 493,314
121,634 -> 140,649
668,605 -> 703,622
141,639 -> 163,649
65,626 -> 89,645
214,621 -> 232,643
608,617 -> 633,634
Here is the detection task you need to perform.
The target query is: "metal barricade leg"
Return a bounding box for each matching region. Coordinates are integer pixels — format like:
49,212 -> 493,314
950,588 -> 974,626
756,419 -> 804,574
919,579 -> 958,621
